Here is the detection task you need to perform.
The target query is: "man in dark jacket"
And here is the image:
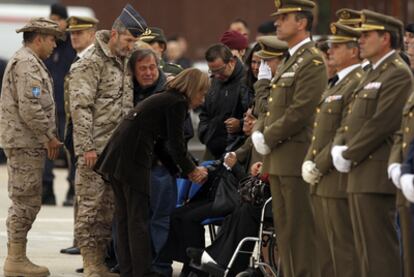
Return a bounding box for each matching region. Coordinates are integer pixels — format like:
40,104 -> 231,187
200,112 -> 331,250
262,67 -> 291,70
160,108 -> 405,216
42,3 -> 76,205
198,43 -> 253,160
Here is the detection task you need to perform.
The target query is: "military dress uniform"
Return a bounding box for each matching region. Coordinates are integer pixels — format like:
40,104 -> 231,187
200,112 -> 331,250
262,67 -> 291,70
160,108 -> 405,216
304,23 -> 363,277
254,1 -> 327,276
333,10 -> 412,277
235,36 -> 288,169
389,93 -> 414,277
67,4 -> 148,276
0,17 -> 63,277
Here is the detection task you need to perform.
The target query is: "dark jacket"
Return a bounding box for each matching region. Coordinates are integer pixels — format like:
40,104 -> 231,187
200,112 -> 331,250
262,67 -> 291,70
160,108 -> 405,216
44,34 -> 76,117
95,89 -> 196,195
133,69 -> 166,106
198,59 -> 253,159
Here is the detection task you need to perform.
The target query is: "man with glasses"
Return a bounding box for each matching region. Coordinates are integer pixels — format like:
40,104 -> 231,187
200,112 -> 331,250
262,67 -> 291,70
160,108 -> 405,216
198,43 -> 253,160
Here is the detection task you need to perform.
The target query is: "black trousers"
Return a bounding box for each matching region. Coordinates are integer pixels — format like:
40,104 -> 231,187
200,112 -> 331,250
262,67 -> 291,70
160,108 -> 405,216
111,174 -> 154,277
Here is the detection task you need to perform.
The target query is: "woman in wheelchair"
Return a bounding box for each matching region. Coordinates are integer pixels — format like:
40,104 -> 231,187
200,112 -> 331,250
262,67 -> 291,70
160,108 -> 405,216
159,108 -> 263,276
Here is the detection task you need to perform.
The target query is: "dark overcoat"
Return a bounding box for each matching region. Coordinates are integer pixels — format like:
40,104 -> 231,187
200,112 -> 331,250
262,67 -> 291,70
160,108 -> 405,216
95,89 -> 196,195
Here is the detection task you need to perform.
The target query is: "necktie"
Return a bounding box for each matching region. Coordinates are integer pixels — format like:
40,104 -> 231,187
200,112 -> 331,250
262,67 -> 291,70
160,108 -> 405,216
328,74 -> 339,88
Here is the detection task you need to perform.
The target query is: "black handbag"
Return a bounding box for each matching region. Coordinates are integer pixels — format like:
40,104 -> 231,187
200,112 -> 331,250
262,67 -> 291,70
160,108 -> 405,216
238,174 -> 270,207
211,168 -> 240,214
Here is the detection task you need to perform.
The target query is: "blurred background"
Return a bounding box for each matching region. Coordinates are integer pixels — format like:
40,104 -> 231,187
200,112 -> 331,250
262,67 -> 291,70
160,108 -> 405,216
1,0 -> 414,61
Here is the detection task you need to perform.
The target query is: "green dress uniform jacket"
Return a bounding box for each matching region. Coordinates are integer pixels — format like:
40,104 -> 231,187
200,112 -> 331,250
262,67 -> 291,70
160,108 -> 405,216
335,52 -> 412,194
261,41 -> 327,176
305,66 -> 364,198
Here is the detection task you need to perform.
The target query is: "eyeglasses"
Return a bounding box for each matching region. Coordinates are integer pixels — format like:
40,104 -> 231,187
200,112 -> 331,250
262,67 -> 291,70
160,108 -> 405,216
208,63 -> 228,76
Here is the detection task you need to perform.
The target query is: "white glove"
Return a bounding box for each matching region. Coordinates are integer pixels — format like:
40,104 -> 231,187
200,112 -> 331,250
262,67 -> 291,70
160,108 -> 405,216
387,163 -> 401,189
302,160 -> 321,185
258,60 -> 272,80
400,174 -> 414,203
252,131 -> 271,155
331,145 -> 351,173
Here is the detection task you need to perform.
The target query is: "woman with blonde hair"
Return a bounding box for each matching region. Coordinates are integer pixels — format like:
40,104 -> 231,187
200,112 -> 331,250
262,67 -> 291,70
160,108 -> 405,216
95,68 -> 210,276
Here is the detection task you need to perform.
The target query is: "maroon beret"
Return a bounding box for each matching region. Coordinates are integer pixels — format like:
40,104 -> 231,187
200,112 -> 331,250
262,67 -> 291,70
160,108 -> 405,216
219,30 -> 248,50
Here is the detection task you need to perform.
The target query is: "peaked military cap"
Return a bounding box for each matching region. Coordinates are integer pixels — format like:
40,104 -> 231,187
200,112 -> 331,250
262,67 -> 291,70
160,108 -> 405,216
336,8 -> 362,27
271,0 -> 316,16
328,22 -> 360,43
117,4 -> 150,38
256,36 -> 288,59
140,27 -> 167,45
355,9 -> 403,34
16,17 -> 64,40
67,16 -> 99,32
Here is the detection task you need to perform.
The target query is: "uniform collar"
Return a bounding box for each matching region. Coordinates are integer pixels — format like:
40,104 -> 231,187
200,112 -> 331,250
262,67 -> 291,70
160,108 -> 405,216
77,43 -> 94,59
288,37 -> 311,57
336,64 -> 361,84
372,49 -> 396,70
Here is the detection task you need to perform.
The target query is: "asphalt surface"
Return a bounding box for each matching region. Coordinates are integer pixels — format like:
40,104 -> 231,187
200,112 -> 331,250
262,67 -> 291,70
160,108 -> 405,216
0,164 -> 186,276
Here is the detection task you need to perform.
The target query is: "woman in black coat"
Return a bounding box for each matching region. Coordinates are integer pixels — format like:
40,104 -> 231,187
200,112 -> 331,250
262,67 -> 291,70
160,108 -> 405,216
94,68 -> 210,277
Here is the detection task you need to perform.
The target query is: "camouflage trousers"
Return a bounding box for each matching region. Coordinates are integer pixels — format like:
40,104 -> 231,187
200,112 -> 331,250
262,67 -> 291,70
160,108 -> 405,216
4,148 -> 46,242
74,156 -> 114,249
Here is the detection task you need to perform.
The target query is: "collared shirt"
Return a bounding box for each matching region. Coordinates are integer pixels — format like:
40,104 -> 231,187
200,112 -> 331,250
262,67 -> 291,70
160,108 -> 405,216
336,64 -> 361,85
372,50 -> 396,70
77,43 -> 94,59
288,37 -> 312,57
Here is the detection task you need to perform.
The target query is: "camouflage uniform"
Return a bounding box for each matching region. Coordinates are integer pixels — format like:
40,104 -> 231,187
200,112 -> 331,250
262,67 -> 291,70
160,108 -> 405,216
0,46 -> 57,242
68,30 -> 134,250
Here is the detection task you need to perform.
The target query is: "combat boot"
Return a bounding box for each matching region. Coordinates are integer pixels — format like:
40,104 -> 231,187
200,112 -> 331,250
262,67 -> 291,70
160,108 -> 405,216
81,247 -> 119,277
3,241 -> 50,277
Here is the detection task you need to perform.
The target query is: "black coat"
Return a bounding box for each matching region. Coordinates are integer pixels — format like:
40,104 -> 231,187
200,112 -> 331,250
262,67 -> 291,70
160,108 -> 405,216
198,59 -> 253,159
95,89 -> 196,195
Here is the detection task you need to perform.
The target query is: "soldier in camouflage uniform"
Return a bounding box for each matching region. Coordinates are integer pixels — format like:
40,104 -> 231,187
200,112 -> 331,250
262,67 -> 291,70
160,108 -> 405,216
0,17 -> 63,277
67,4 -> 148,277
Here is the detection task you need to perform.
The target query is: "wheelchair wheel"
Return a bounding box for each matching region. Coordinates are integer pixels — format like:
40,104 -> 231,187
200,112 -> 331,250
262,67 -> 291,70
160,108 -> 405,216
236,267 -> 263,277
267,235 -> 282,276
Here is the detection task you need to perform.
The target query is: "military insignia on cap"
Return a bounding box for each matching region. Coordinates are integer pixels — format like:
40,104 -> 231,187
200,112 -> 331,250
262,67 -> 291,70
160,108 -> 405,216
274,0 -> 281,9
360,13 -> 366,23
32,87 -> 41,97
330,24 -> 337,34
142,28 -> 152,36
339,10 -> 351,19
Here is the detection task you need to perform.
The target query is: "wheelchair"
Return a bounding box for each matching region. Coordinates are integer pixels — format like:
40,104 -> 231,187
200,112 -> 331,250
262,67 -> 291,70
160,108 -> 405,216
192,197 -> 282,277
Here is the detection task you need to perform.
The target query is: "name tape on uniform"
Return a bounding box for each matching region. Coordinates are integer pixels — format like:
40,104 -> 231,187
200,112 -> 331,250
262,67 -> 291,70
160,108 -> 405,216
363,82 -> 382,90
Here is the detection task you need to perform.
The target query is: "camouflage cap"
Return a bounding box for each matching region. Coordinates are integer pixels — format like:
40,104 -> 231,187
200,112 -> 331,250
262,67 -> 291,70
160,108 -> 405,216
271,0 -> 316,16
328,22 -> 360,44
140,27 -> 167,45
67,16 -> 99,32
336,8 -> 362,27
256,35 -> 288,59
117,4 -> 150,38
16,17 -> 64,40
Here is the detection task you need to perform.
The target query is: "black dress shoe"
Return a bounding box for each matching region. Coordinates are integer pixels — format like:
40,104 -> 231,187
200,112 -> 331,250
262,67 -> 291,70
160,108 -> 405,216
110,264 -> 120,273
60,246 -> 80,255
76,268 -> 83,273
62,197 -> 74,207
186,247 -> 203,265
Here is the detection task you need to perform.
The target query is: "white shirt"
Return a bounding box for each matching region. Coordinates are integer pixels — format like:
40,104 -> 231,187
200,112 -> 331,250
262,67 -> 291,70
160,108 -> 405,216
288,37 -> 312,57
336,64 -> 361,85
372,50 -> 396,70
77,43 -> 94,59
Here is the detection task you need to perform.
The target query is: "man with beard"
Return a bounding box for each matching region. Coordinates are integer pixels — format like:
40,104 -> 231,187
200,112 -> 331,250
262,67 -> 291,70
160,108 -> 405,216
67,4 -> 148,276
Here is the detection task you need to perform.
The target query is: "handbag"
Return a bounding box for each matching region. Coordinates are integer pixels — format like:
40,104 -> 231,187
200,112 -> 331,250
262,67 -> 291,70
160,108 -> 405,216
238,174 -> 270,207
211,168 -> 240,214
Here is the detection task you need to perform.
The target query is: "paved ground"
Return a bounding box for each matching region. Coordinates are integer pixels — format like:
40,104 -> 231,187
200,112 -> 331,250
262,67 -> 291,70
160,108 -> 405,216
0,164 -> 185,276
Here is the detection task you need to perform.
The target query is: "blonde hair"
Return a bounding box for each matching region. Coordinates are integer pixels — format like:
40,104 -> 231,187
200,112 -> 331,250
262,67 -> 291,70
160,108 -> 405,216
166,68 -> 210,99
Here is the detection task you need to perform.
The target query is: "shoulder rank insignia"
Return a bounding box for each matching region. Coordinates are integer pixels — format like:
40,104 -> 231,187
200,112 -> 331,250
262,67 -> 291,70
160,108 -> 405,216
32,87 -> 41,97
312,59 -> 323,66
